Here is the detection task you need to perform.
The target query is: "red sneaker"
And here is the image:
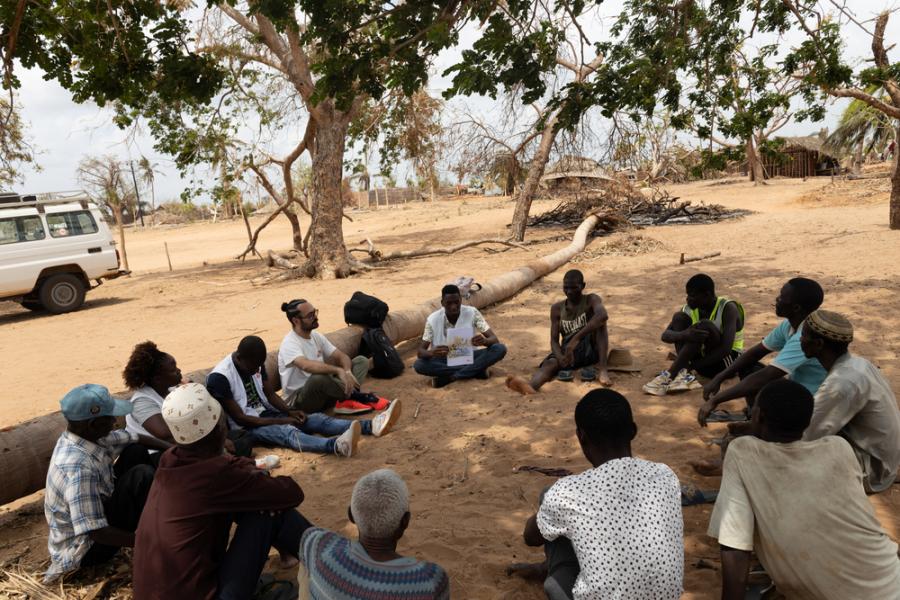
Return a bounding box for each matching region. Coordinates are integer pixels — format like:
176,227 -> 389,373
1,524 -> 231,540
334,400 -> 374,415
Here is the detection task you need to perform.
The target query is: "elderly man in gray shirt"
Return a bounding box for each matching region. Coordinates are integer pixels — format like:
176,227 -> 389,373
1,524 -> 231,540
799,309 -> 900,493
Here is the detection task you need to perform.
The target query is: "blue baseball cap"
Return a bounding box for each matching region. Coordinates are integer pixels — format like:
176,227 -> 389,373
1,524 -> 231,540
60,384 -> 132,421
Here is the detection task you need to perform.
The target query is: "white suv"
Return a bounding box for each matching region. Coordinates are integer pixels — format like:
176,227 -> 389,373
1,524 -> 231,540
0,191 -> 129,313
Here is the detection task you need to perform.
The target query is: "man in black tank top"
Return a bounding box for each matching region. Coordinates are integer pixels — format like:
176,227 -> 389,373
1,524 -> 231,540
509,270 -> 610,392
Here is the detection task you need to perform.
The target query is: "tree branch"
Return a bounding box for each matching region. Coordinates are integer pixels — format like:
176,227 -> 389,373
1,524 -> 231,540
218,3 -> 260,36
828,87 -> 900,119
352,237 -> 529,262
282,119 -> 316,214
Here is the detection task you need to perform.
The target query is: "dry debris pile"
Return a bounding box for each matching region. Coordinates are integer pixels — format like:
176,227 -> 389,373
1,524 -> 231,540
529,180 -> 747,230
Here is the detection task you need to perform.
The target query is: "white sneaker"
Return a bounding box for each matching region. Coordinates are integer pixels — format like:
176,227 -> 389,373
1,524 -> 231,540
643,371 -> 671,396
334,421 -> 361,457
372,399 -> 402,437
255,454 -> 280,470
668,369 -> 700,392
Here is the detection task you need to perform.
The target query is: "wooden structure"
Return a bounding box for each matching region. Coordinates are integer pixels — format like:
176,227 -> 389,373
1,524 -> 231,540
541,155 -> 612,193
354,187 -> 423,209
761,136 -> 841,178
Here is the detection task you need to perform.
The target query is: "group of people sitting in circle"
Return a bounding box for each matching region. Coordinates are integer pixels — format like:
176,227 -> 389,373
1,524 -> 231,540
41,269 -> 900,599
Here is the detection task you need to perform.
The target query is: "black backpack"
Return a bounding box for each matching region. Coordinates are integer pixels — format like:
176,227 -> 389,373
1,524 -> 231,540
343,291 -> 389,328
360,327 -> 404,378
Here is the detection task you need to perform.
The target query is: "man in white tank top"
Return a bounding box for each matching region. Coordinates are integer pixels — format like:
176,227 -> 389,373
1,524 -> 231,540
414,284 -> 507,388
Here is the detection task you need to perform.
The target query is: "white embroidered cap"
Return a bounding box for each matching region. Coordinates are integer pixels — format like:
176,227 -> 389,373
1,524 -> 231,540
162,382 -> 223,444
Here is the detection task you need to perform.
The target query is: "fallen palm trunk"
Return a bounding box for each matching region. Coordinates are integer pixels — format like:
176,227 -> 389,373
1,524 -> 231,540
0,214 -> 601,505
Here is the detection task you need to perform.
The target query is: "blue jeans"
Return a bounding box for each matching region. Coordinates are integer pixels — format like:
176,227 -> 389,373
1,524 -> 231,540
246,411 -> 372,454
413,343 -> 508,380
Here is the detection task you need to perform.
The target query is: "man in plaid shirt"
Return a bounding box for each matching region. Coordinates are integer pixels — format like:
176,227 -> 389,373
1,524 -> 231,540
44,384 -> 170,582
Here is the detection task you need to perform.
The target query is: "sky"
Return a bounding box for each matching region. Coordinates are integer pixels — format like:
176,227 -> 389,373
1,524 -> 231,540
9,2 -> 895,203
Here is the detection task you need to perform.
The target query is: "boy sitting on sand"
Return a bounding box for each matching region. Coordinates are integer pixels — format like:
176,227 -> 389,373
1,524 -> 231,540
643,274 -> 744,396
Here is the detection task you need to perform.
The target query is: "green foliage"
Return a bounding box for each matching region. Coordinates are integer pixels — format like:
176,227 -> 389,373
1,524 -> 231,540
0,96 -> 36,187
0,0 -> 223,109
827,90 -> 896,157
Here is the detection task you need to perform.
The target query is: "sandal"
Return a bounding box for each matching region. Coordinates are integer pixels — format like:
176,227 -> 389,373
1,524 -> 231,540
680,483 -> 719,506
580,367 -> 597,382
557,370 -> 574,382
706,409 -> 749,423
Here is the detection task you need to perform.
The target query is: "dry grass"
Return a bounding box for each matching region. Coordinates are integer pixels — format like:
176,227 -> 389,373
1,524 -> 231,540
573,234 -> 665,262
1,560 -> 133,600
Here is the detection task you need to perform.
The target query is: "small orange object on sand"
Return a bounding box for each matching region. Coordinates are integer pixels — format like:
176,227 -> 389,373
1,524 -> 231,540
506,375 -> 537,395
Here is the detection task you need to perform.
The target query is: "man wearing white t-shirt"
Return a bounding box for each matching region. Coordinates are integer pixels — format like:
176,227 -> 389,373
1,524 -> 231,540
414,284 -> 507,388
278,299 -> 370,414
708,379 -> 900,599
517,389 -> 684,600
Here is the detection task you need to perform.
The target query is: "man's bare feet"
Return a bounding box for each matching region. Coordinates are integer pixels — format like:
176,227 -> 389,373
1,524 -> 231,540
506,561 -> 548,581
598,369 -> 612,387
689,457 -> 723,477
506,375 -> 537,395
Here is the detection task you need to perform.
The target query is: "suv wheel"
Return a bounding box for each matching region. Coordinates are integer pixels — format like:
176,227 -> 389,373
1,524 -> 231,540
38,274 -> 86,314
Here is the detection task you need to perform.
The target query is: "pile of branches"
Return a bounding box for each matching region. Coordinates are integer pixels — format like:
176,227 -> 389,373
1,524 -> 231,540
529,180 -> 746,230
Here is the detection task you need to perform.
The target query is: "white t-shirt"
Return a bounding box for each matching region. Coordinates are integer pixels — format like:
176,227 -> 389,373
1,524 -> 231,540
708,435 -> 900,599
536,457 -> 684,600
278,330 -> 337,397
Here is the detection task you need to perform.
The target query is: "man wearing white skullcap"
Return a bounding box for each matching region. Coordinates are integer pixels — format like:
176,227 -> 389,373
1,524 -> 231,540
800,309 -> 900,493
133,383 -> 312,600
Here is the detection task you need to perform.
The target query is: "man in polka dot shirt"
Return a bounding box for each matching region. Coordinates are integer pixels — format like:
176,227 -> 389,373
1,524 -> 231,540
519,389 -> 684,599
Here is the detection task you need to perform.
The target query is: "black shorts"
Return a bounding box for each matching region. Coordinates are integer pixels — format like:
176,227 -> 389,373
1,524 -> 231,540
694,350 -> 742,379
540,334 -> 600,369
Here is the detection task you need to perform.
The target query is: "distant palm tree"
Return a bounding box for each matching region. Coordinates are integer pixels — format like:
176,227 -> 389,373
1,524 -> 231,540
137,156 -> 163,221
827,89 -> 895,174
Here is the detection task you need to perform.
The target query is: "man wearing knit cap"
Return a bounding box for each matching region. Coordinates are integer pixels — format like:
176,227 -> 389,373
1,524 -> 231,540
800,309 -> 900,493
133,383 -> 311,600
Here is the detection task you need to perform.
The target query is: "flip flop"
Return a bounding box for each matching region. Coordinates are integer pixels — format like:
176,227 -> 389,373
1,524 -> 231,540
557,370 -> 574,382
706,409 -> 749,423
680,483 -> 719,506
580,367 -> 597,381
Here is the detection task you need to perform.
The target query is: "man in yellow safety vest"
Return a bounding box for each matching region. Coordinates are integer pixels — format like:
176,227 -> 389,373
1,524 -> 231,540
644,274 -> 744,396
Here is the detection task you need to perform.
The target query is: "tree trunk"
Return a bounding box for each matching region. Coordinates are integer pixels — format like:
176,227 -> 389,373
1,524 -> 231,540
852,139 -> 864,176
510,112 -> 559,241
113,205 -> 129,271
305,103 -> 353,278
746,138 -> 765,183
891,125 -> 900,229
283,210 -> 305,251
505,170 -> 516,196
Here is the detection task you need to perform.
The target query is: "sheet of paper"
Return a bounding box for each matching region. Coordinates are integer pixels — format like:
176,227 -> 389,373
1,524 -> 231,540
446,326 -> 474,366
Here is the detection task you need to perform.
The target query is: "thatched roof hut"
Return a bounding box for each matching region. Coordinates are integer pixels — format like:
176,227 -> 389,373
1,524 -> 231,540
541,155 -> 613,192
763,135 -> 841,178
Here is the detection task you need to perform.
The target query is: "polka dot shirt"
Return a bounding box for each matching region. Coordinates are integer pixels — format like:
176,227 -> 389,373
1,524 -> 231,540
537,457 -> 684,599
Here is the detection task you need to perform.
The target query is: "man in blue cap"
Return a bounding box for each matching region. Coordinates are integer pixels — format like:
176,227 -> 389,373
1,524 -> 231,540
44,384 -> 171,582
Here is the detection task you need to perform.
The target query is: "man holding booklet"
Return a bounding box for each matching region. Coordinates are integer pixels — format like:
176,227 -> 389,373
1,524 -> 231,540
414,284 -> 507,388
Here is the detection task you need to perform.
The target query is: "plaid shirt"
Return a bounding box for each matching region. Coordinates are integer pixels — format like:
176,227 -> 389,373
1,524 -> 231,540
43,430 -> 137,582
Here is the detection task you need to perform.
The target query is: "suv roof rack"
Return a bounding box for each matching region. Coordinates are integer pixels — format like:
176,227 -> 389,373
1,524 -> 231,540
0,190 -> 92,213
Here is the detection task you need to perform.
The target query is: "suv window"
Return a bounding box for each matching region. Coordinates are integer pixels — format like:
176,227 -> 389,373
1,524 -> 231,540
46,210 -> 99,238
0,215 -> 46,245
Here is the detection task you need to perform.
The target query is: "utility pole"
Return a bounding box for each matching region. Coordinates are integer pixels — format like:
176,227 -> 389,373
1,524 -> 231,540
128,160 -> 145,227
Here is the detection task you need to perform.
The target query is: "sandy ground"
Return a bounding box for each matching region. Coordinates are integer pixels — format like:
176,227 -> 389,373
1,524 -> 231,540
1,176 -> 898,598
